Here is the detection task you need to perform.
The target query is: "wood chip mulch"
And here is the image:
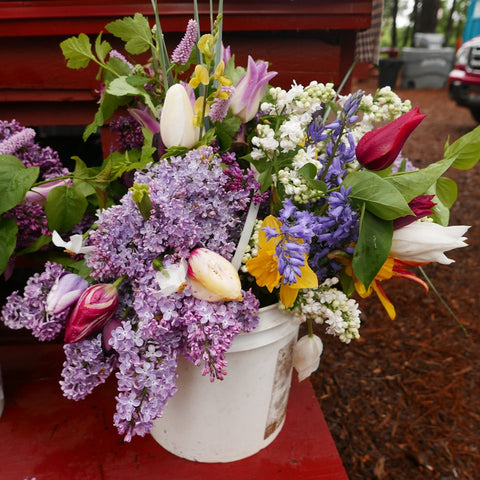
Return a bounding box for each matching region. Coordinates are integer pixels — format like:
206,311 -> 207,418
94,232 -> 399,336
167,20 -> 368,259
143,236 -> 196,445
310,76 -> 480,480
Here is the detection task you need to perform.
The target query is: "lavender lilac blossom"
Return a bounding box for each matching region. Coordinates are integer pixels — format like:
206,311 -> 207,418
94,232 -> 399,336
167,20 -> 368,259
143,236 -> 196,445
171,19 -> 198,65
60,333 -> 117,401
0,262 -> 70,341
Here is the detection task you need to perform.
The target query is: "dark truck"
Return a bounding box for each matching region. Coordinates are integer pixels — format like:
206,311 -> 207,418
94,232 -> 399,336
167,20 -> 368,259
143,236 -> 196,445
448,35 -> 480,122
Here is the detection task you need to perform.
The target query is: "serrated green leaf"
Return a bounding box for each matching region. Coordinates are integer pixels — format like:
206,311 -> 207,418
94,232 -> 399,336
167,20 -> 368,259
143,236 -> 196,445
214,116 -> 242,151
0,217 -> 18,274
352,207 -> 393,289
106,13 -> 153,54
444,124 -> 480,169
0,155 -> 39,214
45,186 -> 88,233
107,77 -> 158,117
94,33 -> 112,62
60,34 -> 95,69
344,170 -> 412,220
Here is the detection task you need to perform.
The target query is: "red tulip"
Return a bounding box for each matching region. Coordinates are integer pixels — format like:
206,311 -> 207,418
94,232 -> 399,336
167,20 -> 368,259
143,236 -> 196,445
64,284 -> 119,344
355,107 -> 426,171
393,194 -> 436,229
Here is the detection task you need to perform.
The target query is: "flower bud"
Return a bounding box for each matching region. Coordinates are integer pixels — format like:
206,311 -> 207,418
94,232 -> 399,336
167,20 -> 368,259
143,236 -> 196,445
355,107 -> 426,171
46,273 -> 88,315
102,317 -> 123,354
230,56 -> 277,123
187,248 -> 242,302
293,334 -> 323,382
24,180 -> 66,206
160,84 -> 199,148
64,284 -> 119,343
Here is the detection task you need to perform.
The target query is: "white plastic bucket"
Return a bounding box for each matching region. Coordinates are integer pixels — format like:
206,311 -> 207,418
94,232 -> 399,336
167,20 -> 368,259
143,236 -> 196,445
150,303 -> 299,462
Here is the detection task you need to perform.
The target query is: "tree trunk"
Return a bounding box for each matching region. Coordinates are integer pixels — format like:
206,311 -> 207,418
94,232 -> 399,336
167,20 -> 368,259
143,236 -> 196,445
417,0 -> 441,33
391,0 -> 399,48
445,0 -> 457,45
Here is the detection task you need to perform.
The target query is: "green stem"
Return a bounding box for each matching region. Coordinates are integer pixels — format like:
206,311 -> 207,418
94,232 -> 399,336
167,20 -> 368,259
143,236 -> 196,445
112,275 -> 126,288
307,317 -> 314,337
418,266 -> 469,336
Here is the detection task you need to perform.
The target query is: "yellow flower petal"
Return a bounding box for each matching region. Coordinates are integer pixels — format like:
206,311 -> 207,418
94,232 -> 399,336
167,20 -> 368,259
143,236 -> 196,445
245,250 -> 280,292
280,283 -> 299,308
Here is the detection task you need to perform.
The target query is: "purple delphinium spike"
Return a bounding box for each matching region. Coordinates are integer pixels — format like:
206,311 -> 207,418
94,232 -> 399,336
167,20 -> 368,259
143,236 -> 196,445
0,128 -> 36,155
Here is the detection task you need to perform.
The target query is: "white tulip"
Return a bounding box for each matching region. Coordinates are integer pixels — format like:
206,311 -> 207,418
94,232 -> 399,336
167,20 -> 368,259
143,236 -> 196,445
160,84 -> 199,148
187,248 -> 242,302
390,221 -> 470,265
293,334 -> 323,382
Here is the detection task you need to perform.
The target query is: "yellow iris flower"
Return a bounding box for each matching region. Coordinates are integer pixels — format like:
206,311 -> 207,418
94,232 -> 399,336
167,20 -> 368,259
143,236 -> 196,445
246,215 -> 318,308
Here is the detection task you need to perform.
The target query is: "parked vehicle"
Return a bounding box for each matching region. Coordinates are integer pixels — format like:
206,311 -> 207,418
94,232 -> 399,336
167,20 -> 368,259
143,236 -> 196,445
448,35 -> 480,122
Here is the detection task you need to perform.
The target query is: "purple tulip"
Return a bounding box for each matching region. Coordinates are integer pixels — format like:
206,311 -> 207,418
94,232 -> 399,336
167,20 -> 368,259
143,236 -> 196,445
355,107 -> 426,171
45,273 -> 88,315
24,180 -> 66,206
229,56 -> 277,123
64,284 -> 119,344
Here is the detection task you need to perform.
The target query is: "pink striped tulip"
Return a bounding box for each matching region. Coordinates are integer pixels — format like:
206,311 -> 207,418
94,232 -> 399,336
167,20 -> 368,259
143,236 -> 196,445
64,284 -> 119,343
355,107 -> 426,171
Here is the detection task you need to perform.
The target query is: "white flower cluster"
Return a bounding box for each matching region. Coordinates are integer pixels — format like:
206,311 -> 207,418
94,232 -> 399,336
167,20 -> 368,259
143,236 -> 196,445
293,277 -> 362,343
240,219 -> 263,271
349,86 -> 412,141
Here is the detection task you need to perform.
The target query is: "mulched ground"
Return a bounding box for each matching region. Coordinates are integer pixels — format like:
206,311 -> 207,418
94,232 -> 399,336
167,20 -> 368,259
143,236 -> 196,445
310,74 -> 480,479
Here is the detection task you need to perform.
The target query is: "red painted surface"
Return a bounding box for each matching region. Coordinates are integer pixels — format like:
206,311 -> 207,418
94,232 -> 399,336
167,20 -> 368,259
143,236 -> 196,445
0,1 -> 372,127
0,344 -> 349,480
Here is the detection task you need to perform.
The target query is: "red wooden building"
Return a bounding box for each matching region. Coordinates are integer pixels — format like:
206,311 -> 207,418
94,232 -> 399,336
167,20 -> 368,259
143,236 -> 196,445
0,0 -> 373,126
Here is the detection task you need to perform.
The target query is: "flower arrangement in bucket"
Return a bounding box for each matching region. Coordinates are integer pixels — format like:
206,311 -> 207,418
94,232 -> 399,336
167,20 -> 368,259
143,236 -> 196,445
0,0 -> 479,461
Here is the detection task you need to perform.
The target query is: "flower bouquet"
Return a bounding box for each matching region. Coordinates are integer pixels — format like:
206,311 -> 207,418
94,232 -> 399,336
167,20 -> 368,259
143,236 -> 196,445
1,1 -> 479,453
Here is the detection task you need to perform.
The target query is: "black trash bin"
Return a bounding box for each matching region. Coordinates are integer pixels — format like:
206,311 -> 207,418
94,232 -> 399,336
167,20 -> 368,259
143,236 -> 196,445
378,58 -> 403,88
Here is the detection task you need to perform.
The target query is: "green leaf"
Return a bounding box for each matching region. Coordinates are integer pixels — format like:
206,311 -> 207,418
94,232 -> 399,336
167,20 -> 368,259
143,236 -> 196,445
16,235 -> 52,256
435,176 -> 458,209
45,186 -> 88,233
94,33 -> 112,62
385,156 -> 456,202
297,163 -> 318,179
60,33 -> 95,69
428,177 -> 458,226
344,170 -> 412,220
83,93 -> 130,140
258,165 -> 273,193
107,77 -> 158,117
339,268 -> 355,297
352,207 -> 393,289
0,217 -> 18,274
0,155 -> 39,214
214,116 -> 242,151
106,14 -> 153,54
443,124 -> 480,170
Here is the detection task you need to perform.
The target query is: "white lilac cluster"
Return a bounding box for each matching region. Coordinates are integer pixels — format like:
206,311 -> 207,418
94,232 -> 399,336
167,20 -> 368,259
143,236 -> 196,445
350,86 -> 412,141
292,277 -> 362,343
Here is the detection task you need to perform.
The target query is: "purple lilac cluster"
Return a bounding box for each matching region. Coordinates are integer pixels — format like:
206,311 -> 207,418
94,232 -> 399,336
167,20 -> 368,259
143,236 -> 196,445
171,19 -> 198,65
110,320 -> 179,441
60,333 -> 117,401
209,86 -> 235,123
109,116 -> 144,151
86,146 -> 253,283
0,262 -> 70,341
0,120 -> 69,252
